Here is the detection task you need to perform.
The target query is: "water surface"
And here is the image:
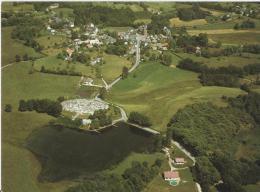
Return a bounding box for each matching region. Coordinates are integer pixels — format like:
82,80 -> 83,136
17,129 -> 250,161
26,122 -> 156,182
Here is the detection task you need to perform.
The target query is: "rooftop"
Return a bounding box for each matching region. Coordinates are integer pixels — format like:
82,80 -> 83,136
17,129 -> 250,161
164,171 -> 180,179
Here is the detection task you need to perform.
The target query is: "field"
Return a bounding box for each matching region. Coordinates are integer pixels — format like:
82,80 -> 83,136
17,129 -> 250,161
103,26 -> 133,33
36,35 -> 68,56
107,152 -> 164,175
53,8 -> 74,18
134,19 -> 152,25
2,61 -> 79,108
93,2 -> 144,12
170,18 -> 208,27
208,32 -> 260,44
178,52 -> 260,68
2,61 -> 84,192
143,160 -> 197,192
33,56 -> 95,77
101,54 -> 132,83
2,2 -> 34,12
2,27 -> 43,66
107,61 -> 245,132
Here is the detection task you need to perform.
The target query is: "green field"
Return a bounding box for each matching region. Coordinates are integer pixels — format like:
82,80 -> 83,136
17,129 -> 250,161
107,61 -> 245,132
107,152 -> 164,175
36,35 -> 68,56
2,60 -> 81,192
2,2 -> 34,12
177,52 -> 260,68
103,26 -> 133,33
101,54 -> 132,83
53,8 -> 74,18
2,27 -> 43,66
143,160 -> 197,192
209,32 -> 260,44
33,56 -> 95,77
93,2 -> 144,12
2,61 -> 79,108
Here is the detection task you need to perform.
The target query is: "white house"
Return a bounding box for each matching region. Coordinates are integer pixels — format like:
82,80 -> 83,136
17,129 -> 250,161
174,158 -> 185,165
82,119 -> 92,125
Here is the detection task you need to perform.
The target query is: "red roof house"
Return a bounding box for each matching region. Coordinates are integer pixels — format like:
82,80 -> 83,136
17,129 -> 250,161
164,171 -> 180,181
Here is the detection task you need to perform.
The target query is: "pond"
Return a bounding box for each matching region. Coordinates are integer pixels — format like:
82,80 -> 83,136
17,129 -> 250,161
26,122 -> 156,182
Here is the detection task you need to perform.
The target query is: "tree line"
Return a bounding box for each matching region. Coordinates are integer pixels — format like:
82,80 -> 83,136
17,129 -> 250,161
10,14 -> 44,52
73,5 -> 136,27
128,111 -> 152,127
18,99 -> 62,117
177,5 -> 211,21
40,65 -> 82,76
178,58 -> 260,87
89,109 -> 112,129
65,160 -> 162,192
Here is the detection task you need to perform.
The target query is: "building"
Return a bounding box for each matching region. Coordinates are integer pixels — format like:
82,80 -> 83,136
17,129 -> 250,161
164,171 -> 180,183
82,78 -> 94,86
82,119 -> 92,125
174,158 -> 185,165
66,48 -> 74,58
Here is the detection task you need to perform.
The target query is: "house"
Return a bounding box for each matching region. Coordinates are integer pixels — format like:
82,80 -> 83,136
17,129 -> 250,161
82,119 -> 92,125
90,57 -> 102,65
174,158 -> 185,165
82,78 -> 94,86
66,48 -> 74,58
49,3 -> 59,9
195,47 -> 201,56
164,171 -> 180,183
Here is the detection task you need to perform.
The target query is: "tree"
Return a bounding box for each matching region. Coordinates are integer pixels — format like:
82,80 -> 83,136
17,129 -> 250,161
161,52 -> 172,66
15,55 -> 21,62
122,66 -> 129,79
128,112 -> 151,127
23,53 -> 29,61
99,87 -> 107,100
5,104 -> 12,112
165,128 -> 172,147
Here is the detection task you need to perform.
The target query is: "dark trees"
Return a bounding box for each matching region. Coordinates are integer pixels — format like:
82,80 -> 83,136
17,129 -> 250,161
18,99 -> 62,117
122,66 -> 129,79
160,52 -> 172,66
5,104 -> 12,112
128,112 -> 151,127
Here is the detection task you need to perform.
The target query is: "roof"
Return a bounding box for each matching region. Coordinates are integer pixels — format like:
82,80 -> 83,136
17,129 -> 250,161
164,171 -> 179,179
175,158 -> 185,163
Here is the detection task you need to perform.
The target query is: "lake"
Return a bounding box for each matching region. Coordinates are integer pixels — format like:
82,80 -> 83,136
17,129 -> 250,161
26,122 -> 156,182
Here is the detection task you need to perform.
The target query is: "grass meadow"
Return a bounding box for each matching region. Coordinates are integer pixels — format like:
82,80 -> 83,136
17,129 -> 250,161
107,61 -> 245,132
2,27 -> 43,66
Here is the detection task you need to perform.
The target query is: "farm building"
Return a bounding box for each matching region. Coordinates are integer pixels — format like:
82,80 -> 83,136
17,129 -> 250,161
164,171 -> 180,186
174,157 -> 185,165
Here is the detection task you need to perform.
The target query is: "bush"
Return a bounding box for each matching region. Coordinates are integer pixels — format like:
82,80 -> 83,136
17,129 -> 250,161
5,104 -> 12,112
128,112 -> 151,127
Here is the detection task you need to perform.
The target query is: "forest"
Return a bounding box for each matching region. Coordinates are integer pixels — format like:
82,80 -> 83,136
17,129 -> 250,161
167,92 -> 260,192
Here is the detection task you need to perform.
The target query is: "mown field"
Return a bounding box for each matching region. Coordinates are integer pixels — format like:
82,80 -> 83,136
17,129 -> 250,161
2,27 -> 43,66
2,2 -> 34,12
178,52 -> 260,68
170,17 -> 207,27
36,34 -> 69,56
107,61 -> 245,132
143,160 -> 198,192
101,54 -> 132,83
208,32 -> 260,44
